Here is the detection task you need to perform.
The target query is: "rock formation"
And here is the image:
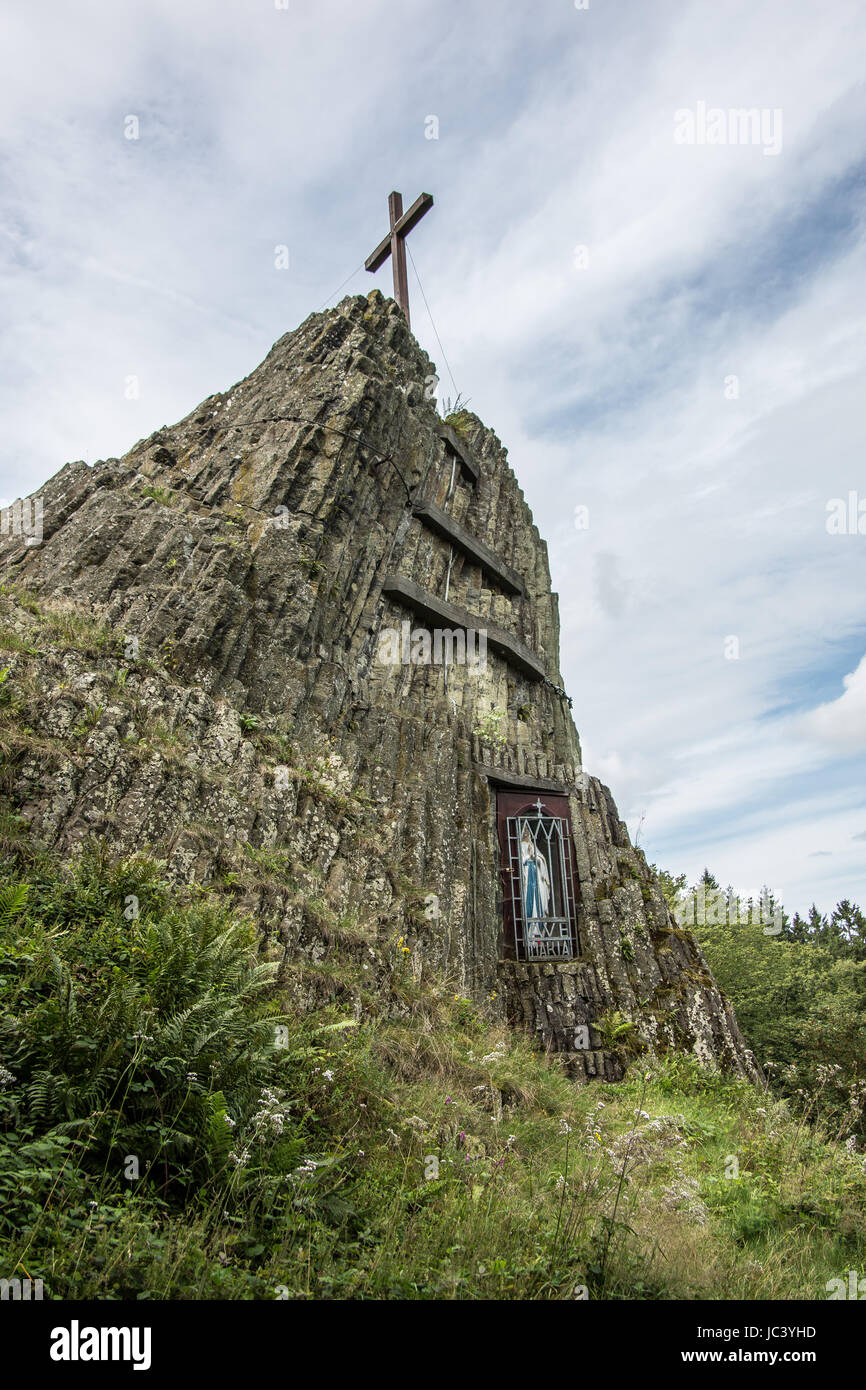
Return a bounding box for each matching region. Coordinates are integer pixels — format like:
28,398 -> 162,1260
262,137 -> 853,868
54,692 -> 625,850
0,289 -> 761,1085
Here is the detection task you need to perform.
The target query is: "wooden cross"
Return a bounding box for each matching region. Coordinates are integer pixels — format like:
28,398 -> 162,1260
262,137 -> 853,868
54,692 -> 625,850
365,190 -> 433,329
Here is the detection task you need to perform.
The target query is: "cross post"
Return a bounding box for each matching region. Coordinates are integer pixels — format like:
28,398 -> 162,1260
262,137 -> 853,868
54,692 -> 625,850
365,190 -> 433,330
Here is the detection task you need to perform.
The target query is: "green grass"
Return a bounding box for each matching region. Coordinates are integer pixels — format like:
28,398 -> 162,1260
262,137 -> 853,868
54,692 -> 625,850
0,582 -> 863,1301
0,847 -> 863,1301
139,483 -> 178,507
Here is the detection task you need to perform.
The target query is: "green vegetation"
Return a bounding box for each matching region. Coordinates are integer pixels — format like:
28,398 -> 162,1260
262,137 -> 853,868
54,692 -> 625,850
139,483 -> 178,508
680,870 -> 866,1144
0,586 -> 115,661
441,395 -> 473,431
595,1008 -> 641,1054
0,582 -> 862,1300
1,848 -> 864,1300
472,708 -> 508,752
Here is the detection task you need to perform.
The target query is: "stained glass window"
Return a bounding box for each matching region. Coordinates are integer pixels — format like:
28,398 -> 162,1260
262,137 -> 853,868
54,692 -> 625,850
499,796 -> 578,960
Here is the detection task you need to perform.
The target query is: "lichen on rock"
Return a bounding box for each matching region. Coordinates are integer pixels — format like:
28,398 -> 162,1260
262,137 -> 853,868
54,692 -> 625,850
0,289 -> 761,1086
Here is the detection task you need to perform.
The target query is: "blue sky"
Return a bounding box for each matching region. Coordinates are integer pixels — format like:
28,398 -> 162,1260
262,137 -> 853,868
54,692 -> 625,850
2,0 -> 865,915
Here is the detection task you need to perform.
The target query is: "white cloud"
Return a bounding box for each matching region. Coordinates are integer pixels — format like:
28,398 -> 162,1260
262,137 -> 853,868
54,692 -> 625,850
802,655 -> 866,751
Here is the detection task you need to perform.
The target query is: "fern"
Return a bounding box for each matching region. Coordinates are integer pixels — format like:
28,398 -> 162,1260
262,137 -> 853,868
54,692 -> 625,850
0,881 -> 29,922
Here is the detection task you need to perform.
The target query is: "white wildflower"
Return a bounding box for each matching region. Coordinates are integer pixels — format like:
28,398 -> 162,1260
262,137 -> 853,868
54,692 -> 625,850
249,1086 -> 291,1141
659,1176 -> 709,1226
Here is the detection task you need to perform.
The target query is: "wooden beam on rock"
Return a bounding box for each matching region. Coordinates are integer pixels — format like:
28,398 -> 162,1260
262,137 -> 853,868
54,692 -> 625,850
381,573 -> 545,681
412,500 -> 524,596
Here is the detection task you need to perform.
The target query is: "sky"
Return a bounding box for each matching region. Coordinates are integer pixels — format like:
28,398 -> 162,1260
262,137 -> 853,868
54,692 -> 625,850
1,0 -> 865,917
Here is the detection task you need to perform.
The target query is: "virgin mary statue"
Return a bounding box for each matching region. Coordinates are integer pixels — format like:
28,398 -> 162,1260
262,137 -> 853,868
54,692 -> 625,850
521,825 -> 551,933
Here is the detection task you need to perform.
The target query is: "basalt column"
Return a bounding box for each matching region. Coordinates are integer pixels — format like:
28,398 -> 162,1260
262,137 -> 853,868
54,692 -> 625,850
0,290 -> 761,1084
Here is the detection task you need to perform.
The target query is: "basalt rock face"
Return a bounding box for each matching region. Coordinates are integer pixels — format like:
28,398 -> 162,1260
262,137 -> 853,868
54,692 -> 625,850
0,290 -> 760,1084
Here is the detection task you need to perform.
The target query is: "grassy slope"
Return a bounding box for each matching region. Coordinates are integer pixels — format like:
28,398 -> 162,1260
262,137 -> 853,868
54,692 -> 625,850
2,850 -> 864,1302
0,584 -> 864,1300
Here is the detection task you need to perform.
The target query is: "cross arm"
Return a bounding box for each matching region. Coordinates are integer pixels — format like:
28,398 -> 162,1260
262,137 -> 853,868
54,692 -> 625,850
395,191 -> 434,239
365,235 -> 393,273
365,192 -> 434,272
